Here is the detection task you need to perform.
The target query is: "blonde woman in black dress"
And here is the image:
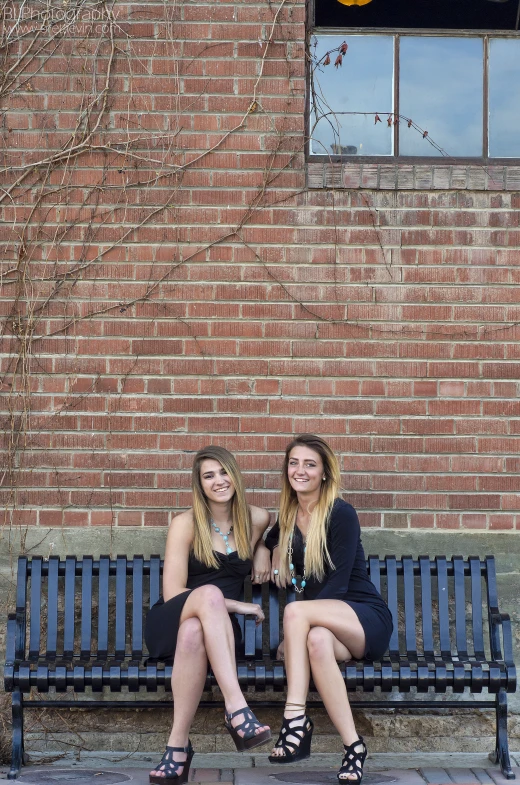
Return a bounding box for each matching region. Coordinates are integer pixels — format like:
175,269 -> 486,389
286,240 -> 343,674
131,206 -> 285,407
267,435 -> 393,783
145,446 -> 272,784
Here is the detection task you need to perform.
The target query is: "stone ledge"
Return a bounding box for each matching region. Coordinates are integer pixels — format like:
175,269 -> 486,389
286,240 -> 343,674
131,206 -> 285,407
307,162 -> 520,191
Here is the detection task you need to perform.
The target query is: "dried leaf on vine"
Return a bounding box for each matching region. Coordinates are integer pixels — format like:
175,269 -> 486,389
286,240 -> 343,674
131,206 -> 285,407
323,54 -> 330,66
374,114 -> 381,124
423,130 -> 428,138
334,54 -> 343,68
339,41 -> 348,54
407,119 -> 413,128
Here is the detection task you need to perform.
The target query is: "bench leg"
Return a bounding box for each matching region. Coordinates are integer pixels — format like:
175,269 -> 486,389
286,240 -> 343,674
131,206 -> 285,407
488,689 -> 515,780
8,688 -> 26,780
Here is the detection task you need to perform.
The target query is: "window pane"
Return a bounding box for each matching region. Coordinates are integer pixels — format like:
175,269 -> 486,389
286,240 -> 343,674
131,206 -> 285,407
489,38 -> 520,158
399,37 -> 483,157
310,35 -> 394,157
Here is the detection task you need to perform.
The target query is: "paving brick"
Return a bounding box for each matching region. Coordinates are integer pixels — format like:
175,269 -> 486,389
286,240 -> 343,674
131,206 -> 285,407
419,769 -> 453,784
470,770 -> 495,785
446,770 -> 481,784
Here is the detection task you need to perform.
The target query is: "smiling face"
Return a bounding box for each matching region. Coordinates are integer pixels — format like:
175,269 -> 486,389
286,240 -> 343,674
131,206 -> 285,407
287,445 -> 325,500
199,458 -> 236,505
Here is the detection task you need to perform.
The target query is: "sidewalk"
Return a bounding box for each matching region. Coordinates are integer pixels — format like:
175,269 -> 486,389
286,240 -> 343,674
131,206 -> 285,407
1,752 -> 519,785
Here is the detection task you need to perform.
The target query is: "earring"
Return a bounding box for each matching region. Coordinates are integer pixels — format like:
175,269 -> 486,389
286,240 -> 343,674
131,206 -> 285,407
322,476 -> 326,481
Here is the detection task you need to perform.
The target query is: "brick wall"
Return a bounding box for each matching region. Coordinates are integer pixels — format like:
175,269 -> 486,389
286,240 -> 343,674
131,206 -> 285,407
1,0 -> 520,533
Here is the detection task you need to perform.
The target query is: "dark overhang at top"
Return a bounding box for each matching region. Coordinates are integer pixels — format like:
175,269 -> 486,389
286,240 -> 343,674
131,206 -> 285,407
314,0 -> 520,31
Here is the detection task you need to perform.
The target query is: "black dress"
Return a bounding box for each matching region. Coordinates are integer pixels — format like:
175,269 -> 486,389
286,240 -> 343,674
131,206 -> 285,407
265,498 -> 393,661
145,550 -> 252,660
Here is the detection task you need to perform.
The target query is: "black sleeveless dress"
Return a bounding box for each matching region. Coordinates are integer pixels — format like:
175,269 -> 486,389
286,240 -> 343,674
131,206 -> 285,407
145,549 -> 252,660
265,499 -> 393,661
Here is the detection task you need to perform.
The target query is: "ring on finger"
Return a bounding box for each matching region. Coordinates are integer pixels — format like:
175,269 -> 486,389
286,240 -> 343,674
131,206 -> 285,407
273,569 -> 279,575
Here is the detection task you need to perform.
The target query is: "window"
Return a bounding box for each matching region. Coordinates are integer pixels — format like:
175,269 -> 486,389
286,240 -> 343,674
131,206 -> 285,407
310,0 -> 520,160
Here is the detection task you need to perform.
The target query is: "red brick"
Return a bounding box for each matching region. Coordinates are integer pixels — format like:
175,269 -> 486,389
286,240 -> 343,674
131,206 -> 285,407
461,514 -> 487,529
91,511 -> 116,526
436,513 -> 461,529
118,511 -> 143,526
489,515 -> 514,530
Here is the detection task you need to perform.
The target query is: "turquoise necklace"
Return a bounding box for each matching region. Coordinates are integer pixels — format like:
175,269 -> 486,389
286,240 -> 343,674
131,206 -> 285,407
211,519 -> 234,554
288,531 -> 307,593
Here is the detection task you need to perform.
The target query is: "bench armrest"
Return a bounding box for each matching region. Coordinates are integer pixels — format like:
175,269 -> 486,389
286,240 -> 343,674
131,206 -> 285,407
6,611 -> 26,663
4,616 -> 18,691
488,610 -> 516,687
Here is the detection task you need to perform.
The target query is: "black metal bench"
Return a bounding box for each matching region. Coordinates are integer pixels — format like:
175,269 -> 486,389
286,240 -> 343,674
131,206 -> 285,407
4,554 -> 516,780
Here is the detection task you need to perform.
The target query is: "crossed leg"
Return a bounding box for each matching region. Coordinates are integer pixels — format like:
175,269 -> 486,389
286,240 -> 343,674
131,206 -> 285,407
271,599 -> 366,779
151,584 -> 269,779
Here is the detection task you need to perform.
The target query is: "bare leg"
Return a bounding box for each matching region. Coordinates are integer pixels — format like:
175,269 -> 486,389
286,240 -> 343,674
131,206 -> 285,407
271,600 -> 365,760
179,584 -> 269,736
307,626 -> 358,745
150,618 -> 207,779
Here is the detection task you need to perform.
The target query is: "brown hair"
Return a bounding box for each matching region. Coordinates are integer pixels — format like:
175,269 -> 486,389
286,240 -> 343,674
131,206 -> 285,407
191,445 -> 252,567
278,434 -> 341,583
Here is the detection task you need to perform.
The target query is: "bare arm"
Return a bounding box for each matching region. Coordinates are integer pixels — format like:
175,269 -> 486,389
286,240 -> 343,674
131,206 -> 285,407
225,597 -> 265,625
250,505 -> 271,584
162,510 -> 194,602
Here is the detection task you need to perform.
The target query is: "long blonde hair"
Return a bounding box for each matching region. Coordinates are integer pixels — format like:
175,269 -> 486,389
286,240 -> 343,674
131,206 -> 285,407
191,446 -> 252,568
278,434 -> 341,584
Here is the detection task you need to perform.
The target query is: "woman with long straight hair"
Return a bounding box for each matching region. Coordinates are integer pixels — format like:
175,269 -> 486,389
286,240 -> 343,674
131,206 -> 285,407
266,435 -> 392,784
145,445 -> 272,784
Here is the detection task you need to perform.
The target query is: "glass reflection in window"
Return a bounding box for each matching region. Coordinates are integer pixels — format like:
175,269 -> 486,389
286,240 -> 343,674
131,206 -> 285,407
310,35 -> 394,157
489,39 -> 520,159
399,37 -> 483,157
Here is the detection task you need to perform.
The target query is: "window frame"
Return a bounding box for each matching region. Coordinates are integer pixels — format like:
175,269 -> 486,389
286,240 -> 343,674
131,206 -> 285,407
307,12 -> 520,165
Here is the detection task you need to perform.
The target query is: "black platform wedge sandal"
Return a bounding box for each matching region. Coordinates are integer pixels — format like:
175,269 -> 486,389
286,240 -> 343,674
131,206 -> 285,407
337,736 -> 367,783
149,740 -> 194,785
268,703 -> 314,764
224,706 -> 272,751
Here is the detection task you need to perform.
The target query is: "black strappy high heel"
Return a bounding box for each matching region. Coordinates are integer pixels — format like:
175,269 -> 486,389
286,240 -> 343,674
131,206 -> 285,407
149,740 -> 194,785
224,706 -> 272,751
268,703 -> 314,764
337,736 -> 367,783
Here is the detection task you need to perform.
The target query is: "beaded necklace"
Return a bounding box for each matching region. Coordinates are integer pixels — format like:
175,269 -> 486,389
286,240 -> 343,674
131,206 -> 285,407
210,519 -> 234,554
288,529 -> 307,593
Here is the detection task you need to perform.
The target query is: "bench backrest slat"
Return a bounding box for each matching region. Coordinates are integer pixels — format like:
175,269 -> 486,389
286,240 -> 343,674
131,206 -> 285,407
149,556 -> 161,608
419,556 -> 435,658
115,556 -> 127,658
469,556 -> 485,658
269,583 -> 280,658
252,583 -> 263,659
29,557 -> 43,660
63,556 -> 76,658
81,557 -> 94,660
45,556 -> 59,660
97,556 -> 110,658
368,556 -> 381,594
15,557 -> 28,659
484,555 -> 501,660
132,556 -> 144,658
385,556 -> 400,658
436,557 -> 451,657
453,556 -> 468,657
402,556 -> 417,657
